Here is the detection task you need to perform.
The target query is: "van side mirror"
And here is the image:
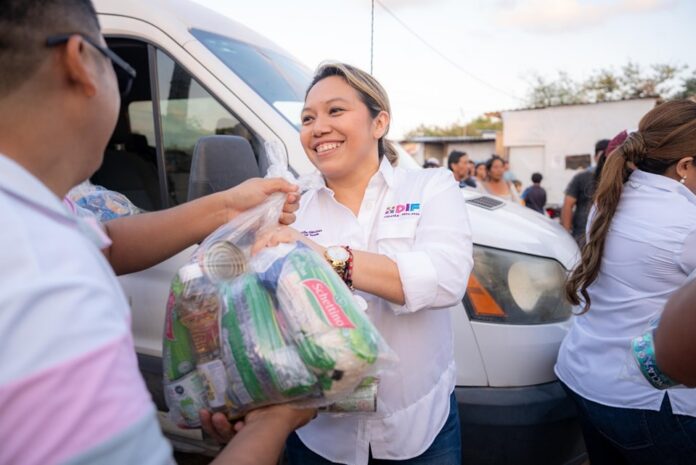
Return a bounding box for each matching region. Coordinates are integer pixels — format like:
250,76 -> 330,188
187,135 -> 261,202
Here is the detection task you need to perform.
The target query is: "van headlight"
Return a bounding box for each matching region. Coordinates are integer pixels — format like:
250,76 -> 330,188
464,245 -> 573,324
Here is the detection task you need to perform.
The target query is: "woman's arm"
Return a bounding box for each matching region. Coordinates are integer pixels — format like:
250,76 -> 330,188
654,279 -> 696,387
254,171 -> 473,312
103,178 -> 299,275
253,227 -> 405,305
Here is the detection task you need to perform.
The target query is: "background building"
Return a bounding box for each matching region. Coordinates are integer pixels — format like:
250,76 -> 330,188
400,133 -> 498,167
501,97 -> 658,203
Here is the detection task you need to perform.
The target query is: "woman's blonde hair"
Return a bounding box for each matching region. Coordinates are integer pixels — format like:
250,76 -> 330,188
306,62 -> 398,166
565,99 -> 696,313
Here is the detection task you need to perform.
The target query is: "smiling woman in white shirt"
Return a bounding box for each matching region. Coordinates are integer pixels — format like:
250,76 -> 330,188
556,99 -> 696,465
254,63 -> 473,465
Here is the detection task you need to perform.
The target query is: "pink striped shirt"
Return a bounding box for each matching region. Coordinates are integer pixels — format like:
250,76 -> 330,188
0,154 -> 173,465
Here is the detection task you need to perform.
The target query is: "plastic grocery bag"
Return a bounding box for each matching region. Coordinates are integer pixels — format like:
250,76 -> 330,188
67,180 -> 142,221
163,144 -> 395,427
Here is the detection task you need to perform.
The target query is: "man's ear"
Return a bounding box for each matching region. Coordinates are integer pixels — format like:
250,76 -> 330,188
373,110 -> 390,140
60,35 -> 98,97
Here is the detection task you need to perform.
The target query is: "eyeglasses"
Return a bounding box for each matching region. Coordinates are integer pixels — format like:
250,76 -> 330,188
46,33 -> 136,97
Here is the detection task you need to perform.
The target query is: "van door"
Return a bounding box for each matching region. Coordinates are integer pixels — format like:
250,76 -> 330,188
94,22 -> 277,372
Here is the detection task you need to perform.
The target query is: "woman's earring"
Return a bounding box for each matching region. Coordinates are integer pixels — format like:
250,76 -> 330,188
681,176 -> 687,184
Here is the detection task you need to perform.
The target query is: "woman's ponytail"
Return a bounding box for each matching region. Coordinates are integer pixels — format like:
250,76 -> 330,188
565,99 -> 696,313
565,132 -> 645,313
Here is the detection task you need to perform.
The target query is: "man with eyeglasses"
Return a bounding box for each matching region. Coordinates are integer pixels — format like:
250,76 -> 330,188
0,1 -> 315,465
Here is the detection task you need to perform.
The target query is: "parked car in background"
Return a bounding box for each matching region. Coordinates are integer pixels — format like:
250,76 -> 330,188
91,1 -> 586,463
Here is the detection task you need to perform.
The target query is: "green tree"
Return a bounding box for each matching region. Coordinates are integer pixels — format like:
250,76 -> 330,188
525,62 -> 687,108
673,71 -> 696,99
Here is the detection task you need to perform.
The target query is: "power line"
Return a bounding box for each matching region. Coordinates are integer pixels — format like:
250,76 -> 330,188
370,0 -> 375,74
374,0 -> 523,102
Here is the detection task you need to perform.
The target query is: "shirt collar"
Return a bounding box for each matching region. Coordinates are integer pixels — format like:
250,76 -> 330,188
307,155 -> 396,196
0,153 -> 73,221
628,169 -> 696,206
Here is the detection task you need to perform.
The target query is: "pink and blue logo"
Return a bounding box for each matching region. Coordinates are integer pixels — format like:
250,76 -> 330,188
384,203 -> 420,218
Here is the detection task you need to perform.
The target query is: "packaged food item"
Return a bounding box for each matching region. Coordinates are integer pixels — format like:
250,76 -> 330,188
164,371 -> 208,428
163,276 -> 196,381
67,180 -> 142,221
255,243 -> 382,398
219,274 -> 318,418
321,377 -> 379,413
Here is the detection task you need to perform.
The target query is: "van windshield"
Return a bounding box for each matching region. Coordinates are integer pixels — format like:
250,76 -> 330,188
192,28 -> 311,129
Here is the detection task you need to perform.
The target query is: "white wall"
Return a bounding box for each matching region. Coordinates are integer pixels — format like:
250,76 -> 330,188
502,98 -> 657,204
447,141 -> 496,163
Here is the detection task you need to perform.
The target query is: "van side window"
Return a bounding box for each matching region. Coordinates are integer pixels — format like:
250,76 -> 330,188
155,50 -> 254,206
96,39 -> 256,211
92,39 -> 163,211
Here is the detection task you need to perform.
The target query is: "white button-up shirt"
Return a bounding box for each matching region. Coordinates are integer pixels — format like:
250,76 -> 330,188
293,157 -> 473,465
556,169 -> 696,415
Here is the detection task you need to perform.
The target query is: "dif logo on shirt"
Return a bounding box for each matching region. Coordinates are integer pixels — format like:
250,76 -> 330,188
384,203 -> 420,219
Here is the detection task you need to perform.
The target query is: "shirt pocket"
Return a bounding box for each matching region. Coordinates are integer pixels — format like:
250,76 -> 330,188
376,219 -> 418,255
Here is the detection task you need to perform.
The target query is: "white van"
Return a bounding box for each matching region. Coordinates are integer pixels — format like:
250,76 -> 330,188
92,1 -> 586,463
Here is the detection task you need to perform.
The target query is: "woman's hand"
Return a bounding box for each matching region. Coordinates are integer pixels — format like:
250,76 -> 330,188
251,225 -> 325,255
219,178 -> 300,226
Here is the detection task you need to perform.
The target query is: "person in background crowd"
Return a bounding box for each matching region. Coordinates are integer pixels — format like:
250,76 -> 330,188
556,100 -> 696,465
502,159 -> 517,183
423,158 -> 440,169
654,278 -> 696,387
0,2 -> 314,465
467,159 -> 476,178
521,172 -> 547,214
447,150 -> 476,187
243,62 -> 473,465
477,155 -> 521,203
561,139 -> 610,244
511,179 -> 523,195
474,162 -> 487,183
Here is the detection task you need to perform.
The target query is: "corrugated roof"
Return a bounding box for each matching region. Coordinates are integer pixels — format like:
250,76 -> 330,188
400,135 -> 496,143
499,96 -> 659,114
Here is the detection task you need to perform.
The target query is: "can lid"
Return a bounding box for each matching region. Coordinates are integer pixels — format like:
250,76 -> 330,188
178,263 -> 204,282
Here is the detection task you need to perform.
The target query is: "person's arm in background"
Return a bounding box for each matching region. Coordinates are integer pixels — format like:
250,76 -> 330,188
561,174 -> 580,233
561,195 -> 576,232
209,405 -> 315,465
102,178 -> 299,275
654,279 -> 696,387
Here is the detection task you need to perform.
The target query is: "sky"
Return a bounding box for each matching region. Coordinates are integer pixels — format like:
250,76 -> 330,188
195,0 -> 695,139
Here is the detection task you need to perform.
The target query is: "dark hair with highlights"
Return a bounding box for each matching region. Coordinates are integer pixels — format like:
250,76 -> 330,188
565,99 -> 696,313
306,62 -> 398,165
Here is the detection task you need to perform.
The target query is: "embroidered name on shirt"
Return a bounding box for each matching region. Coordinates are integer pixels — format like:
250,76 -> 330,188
384,203 -> 421,219
301,229 -> 323,237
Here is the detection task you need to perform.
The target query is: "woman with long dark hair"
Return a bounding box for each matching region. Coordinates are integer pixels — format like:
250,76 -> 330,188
556,99 -> 696,465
